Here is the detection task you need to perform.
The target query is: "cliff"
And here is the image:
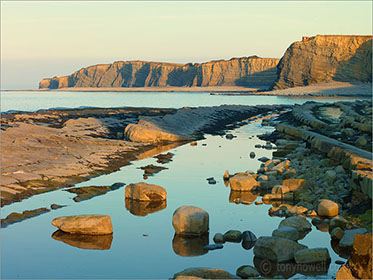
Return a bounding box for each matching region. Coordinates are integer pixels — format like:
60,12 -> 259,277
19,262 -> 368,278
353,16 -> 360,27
39,56 -> 279,89
273,35 -> 372,89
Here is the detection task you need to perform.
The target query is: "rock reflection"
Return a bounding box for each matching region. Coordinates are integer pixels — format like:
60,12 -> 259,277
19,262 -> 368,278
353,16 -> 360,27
172,234 -> 209,257
229,191 -> 257,205
52,230 -> 113,250
254,257 -> 330,278
331,239 -> 351,259
125,198 -> 167,216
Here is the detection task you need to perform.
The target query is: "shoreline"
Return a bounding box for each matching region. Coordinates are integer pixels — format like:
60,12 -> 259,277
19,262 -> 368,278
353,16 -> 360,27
1,104 -> 288,207
2,81 -> 372,97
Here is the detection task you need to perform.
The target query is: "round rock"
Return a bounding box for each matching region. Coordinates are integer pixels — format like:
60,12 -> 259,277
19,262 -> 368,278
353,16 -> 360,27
172,206 -> 209,236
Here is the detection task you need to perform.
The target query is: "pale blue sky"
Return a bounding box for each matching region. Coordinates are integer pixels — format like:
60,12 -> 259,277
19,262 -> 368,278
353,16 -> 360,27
1,1 -> 372,89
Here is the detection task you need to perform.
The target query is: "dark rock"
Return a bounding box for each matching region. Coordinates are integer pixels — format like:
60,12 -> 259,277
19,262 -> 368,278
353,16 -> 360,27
204,244 -> 224,250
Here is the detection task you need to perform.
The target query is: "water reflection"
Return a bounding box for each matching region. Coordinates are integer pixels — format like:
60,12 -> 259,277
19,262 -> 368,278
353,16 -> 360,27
331,239 -> 350,259
254,257 -> 330,278
52,230 -> 113,250
229,191 -> 257,205
172,234 -> 209,257
125,199 -> 167,216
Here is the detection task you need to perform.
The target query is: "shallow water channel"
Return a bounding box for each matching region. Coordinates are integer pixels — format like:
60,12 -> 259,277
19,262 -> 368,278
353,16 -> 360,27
1,119 -> 344,279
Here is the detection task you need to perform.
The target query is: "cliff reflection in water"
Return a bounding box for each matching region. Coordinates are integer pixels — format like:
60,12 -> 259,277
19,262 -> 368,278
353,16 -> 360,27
125,198 -> 167,216
52,230 -> 113,250
172,234 -> 209,257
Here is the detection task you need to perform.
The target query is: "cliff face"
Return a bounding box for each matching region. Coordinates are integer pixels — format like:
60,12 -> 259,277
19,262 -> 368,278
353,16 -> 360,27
39,56 -> 279,89
274,35 -> 372,89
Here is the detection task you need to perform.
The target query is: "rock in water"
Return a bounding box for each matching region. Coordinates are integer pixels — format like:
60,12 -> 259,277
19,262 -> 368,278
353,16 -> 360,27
278,216 -> 312,232
229,174 -> 259,191
242,230 -> 257,242
294,248 -> 331,264
51,215 -> 113,235
336,233 -> 372,280
125,182 -> 167,201
317,199 -> 339,217
204,244 -> 224,251
213,233 -> 225,243
224,230 -> 242,242
223,170 -> 230,180
172,206 -> 209,236
249,152 -> 255,158
254,236 -> 308,262
272,227 -> 299,241
339,228 -> 368,248
236,265 -> 259,278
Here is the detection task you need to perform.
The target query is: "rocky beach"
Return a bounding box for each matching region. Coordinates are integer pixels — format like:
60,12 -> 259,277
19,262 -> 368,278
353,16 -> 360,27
1,28 -> 372,279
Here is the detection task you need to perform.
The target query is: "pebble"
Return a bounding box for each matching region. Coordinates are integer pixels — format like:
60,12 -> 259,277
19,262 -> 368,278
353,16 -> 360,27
204,244 -> 224,250
249,152 -> 255,158
213,233 -> 225,243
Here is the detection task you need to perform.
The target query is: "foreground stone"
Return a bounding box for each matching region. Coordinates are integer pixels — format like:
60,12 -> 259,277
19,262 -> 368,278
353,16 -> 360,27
317,199 -> 339,217
272,226 -> 299,241
236,265 -> 259,278
173,268 -> 236,279
51,215 -> 113,235
294,248 -> 331,264
229,174 -> 259,191
125,182 -> 167,201
336,233 -> 372,279
278,216 -> 312,232
172,206 -> 209,236
254,236 -> 307,262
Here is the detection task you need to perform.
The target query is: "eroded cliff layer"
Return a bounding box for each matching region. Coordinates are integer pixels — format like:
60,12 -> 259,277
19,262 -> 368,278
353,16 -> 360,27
274,35 -> 372,89
39,56 -> 279,89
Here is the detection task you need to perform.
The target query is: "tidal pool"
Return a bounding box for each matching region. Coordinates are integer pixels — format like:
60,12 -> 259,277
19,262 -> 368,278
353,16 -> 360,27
1,120 -> 343,279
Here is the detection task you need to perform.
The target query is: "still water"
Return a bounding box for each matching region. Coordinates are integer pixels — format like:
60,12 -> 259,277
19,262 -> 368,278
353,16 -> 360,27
1,121 -> 342,279
0,90 -> 364,112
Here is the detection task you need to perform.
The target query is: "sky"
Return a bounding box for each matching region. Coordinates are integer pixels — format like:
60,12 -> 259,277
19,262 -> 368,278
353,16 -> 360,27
1,1 -> 372,89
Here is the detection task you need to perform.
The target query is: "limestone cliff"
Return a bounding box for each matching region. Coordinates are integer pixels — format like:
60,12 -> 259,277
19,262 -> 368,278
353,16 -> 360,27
273,35 -> 372,89
39,56 -> 279,89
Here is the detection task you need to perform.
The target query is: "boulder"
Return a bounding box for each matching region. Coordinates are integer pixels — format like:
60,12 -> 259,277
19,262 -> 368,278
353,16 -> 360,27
51,215 -> 113,235
272,226 -> 299,241
282,179 -> 307,191
229,174 -> 259,191
254,236 -> 307,262
125,182 -> 167,201
317,199 -> 339,217
224,230 -> 242,242
236,265 -> 259,278
173,268 -> 236,279
339,228 -> 368,248
279,216 -> 312,232
294,248 -> 331,264
172,206 -> 209,236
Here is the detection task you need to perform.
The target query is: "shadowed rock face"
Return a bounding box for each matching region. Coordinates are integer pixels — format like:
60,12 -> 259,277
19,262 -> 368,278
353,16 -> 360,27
52,230 -> 113,250
39,56 -> 279,89
274,35 -> 373,89
125,198 -> 167,216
